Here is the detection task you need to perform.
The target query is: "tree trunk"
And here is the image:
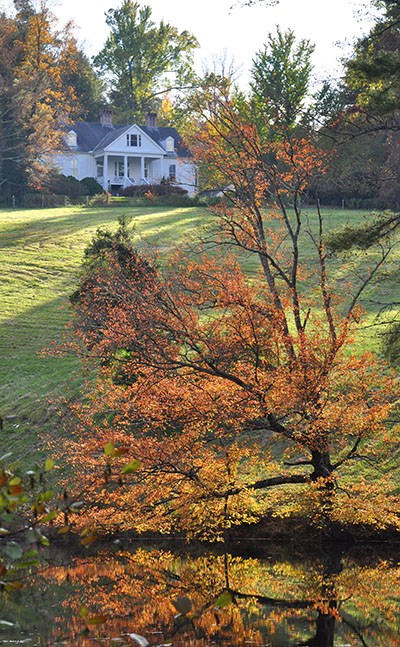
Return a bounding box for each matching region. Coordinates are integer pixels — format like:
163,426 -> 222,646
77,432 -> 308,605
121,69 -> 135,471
310,450 -> 333,481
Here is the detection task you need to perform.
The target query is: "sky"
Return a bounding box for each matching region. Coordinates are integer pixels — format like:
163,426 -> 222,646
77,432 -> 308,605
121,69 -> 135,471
48,0 -> 378,88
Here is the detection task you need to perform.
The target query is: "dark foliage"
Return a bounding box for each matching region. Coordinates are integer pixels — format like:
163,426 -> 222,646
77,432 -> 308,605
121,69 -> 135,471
120,183 -> 188,197
80,177 -> 103,196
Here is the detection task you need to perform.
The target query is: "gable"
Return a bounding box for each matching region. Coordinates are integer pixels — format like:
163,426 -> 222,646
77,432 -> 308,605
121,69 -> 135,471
104,125 -> 165,155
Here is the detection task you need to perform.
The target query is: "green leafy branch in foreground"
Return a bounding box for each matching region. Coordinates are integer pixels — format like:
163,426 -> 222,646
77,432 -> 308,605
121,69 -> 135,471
0,438 -> 142,594
0,450 -> 87,592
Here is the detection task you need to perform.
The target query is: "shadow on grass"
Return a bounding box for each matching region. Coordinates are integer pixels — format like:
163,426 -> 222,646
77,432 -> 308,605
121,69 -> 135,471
0,205 -> 209,250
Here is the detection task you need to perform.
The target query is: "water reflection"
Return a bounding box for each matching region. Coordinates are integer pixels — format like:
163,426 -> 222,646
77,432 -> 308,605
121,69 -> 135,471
0,540 -> 399,645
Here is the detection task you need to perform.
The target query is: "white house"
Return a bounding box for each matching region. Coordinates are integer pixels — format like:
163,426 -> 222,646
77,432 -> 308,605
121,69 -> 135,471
54,111 -> 198,195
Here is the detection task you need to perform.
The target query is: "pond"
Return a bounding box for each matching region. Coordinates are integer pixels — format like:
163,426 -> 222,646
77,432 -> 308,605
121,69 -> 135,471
0,538 -> 399,646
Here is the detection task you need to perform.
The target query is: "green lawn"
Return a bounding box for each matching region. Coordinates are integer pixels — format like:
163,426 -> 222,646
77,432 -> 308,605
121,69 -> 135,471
0,204 -> 209,457
0,203 -> 397,461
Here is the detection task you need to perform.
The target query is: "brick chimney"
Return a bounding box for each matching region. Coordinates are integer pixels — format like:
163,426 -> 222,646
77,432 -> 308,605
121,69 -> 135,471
100,108 -> 114,129
145,112 -> 157,128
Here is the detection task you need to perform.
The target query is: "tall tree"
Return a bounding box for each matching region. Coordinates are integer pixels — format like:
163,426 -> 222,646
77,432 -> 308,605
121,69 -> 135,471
250,26 -> 315,134
93,1 -> 199,123
61,98 -> 399,539
0,1 -> 89,196
345,0 -> 400,117
60,48 -> 105,121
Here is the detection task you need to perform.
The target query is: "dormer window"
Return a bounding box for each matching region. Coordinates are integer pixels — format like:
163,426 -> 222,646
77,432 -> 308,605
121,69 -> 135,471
127,133 -> 141,147
165,136 -> 174,152
65,130 -> 77,147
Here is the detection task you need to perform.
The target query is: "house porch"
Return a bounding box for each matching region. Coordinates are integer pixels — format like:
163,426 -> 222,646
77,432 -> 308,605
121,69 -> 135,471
95,154 -> 165,192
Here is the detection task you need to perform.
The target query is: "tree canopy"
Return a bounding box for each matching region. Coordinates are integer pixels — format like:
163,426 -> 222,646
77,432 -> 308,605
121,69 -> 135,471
60,92 -> 400,539
250,26 -> 315,133
93,0 -> 199,123
0,0 -> 101,196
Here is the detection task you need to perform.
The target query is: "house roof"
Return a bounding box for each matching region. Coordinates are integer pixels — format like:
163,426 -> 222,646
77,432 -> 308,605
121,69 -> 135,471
69,122 -> 190,157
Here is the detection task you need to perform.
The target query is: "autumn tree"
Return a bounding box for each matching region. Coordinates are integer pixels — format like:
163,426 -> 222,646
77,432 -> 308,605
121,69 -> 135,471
93,0 -> 199,123
0,0 -> 95,197
60,92 -> 399,539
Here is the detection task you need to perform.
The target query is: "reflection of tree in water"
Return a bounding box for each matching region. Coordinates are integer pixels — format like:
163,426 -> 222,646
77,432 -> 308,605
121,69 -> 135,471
15,542 -> 400,645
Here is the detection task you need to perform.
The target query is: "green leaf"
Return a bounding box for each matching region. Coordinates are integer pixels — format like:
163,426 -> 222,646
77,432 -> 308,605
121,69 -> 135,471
80,606 -> 88,619
121,460 -> 141,475
38,490 -> 54,503
41,510 -> 59,523
22,549 -> 39,559
104,442 -> 116,457
45,458 -> 55,472
39,534 -> 50,547
215,590 -> 233,609
12,558 -> 39,570
87,615 -> 107,625
4,542 -> 23,560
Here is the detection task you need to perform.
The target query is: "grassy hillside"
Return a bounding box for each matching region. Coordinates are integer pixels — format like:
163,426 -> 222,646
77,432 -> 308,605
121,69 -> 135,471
0,204 -> 397,461
0,205 -> 208,458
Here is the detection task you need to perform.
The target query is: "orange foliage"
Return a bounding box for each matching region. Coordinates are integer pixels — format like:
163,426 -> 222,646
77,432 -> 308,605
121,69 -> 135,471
30,546 -> 400,646
56,96 -> 400,538
5,3 -> 83,187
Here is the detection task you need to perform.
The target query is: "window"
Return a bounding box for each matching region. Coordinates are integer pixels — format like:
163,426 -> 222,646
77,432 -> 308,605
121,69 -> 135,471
96,161 -> 104,178
165,137 -> 174,152
114,161 -> 124,177
71,158 -> 78,178
126,133 -> 141,147
144,161 -> 148,179
65,131 -> 77,147
169,164 -> 176,182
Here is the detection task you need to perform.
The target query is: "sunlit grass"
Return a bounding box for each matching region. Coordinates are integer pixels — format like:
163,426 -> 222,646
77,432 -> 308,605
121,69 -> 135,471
0,204 -> 209,458
0,203 -> 397,463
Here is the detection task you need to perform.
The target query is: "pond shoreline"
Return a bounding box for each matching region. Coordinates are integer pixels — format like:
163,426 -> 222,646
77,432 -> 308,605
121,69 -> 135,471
46,513 -> 400,559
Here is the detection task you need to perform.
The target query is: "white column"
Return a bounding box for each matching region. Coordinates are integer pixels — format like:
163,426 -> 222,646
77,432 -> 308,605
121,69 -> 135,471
140,156 -> 145,182
103,153 -> 109,190
159,158 -> 163,183
124,155 -> 128,186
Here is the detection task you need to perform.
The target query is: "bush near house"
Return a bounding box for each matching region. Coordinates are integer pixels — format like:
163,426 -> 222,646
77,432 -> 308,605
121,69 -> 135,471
43,173 -> 85,198
79,177 -> 104,196
121,183 -> 188,198
42,173 -> 103,199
